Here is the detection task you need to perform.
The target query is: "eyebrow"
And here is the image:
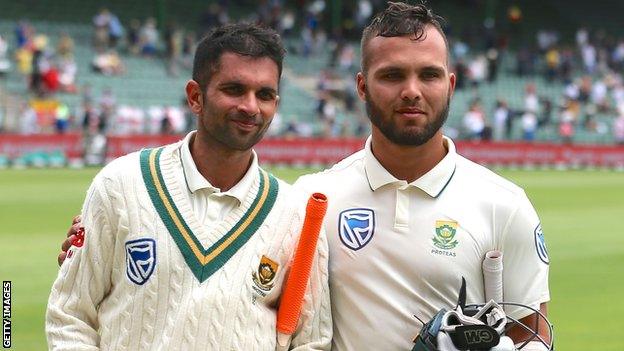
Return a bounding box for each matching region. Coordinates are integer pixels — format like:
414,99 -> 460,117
375,64 -> 446,74
421,65 -> 445,73
374,66 -> 404,77
218,81 -> 278,94
258,87 -> 278,96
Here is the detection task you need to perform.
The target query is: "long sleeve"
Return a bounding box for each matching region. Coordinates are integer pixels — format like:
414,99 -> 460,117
46,173 -> 117,350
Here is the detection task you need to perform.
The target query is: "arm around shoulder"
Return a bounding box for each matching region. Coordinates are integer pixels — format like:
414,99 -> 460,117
46,174 -> 118,350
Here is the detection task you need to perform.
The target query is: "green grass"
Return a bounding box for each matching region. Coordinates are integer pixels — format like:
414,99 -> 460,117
1,167 -> 623,350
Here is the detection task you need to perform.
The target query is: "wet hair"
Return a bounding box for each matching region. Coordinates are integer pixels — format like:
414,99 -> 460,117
192,22 -> 285,91
360,1 -> 447,73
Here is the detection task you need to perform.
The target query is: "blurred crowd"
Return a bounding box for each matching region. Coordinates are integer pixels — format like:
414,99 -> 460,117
1,1 -> 624,145
453,21 -> 624,145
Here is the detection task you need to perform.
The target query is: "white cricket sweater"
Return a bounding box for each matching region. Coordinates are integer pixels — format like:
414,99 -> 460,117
46,141 -> 332,350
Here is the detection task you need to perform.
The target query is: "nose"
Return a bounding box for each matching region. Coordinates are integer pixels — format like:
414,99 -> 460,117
237,92 -> 261,117
400,78 -> 422,102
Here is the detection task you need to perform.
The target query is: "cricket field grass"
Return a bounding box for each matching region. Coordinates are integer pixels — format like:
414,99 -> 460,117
0,167 -> 622,350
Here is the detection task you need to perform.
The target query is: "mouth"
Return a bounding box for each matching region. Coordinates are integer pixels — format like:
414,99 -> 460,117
231,118 -> 259,132
395,108 -> 426,119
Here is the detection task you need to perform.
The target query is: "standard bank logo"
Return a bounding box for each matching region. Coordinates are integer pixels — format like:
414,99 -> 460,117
338,208 -> 375,250
126,238 -> 156,285
534,223 -> 549,264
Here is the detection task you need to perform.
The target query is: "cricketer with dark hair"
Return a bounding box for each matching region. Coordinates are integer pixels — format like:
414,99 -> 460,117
46,23 -> 331,350
295,2 -> 551,350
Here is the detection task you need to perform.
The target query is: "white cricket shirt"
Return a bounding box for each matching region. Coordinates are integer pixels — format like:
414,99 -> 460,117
178,131 -> 258,247
295,136 -> 550,351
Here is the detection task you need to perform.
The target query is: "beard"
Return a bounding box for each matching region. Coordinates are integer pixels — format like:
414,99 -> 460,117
365,91 -> 450,146
201,110 -> 271,152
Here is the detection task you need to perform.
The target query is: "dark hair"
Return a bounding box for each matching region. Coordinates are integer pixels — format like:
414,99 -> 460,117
192,22 -> 286,90
360,1 -> 447,73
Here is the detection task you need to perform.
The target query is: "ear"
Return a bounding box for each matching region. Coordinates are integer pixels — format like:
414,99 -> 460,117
448,72 -> 456,98
356,72 -> 367,102
275,94 -> 281,110
185,80 -> 203,115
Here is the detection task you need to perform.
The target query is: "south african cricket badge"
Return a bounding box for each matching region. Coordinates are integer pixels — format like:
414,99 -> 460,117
252,255 -> 279,296
431,220 -> 459,257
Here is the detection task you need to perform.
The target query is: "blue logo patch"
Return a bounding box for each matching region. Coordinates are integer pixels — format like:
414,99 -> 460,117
534,224 -> 549,265
338,208 -> 375,250
126,238 -> 156,285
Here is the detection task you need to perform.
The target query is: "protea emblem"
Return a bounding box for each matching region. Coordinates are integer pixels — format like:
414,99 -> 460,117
433,220 -> 459,250
252,255 -> 279,291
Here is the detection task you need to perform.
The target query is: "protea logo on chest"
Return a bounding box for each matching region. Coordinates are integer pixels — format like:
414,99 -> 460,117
252,255 -> 279,296
431,220 -> 459,257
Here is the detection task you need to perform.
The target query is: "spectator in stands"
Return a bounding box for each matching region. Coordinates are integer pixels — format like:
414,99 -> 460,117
578,75 -> 591,103
521,111 -> 538,141
468,54 -> 487,87
30,35 -> 50,95
81,101 -> 100,135
181,31 -> 197,69
492,99 -> 510,141
452,58 -> 468,90
486,48 -> 499,83
544,45 -> 560,82
42,62 -> 60,93
108,12 -> 124,49
139,17 -> 159,56
57,55 -> 77,93
126,19 -> 142,55
198,3 -> 229,36
91,50 -> 125,75
18,101 -> 38,135
93,8 -> 112,52
612,40 -> 624,71
524,83 -> 539,115
591,76 -> 610,112
99,88 -> 116,130
165,21 -> 183,76
559,47 -> 574,82
581,42 -> 597,74
160,107 -> 175,134
462,99 -> 486,140
15,21 -> 34,49
515,45 -> 535,77
538,96 -> 553,127
614,112 -> 624,145
0,34 -> 10,77
280,9 -> 296,38
56,33 -> 74,60
338,44 -> 356,72
355,0 -> 373,30
55,103 -> 71,134
558,107 -> 575,144
613,81 -> 624,110
15,44 -> 33,75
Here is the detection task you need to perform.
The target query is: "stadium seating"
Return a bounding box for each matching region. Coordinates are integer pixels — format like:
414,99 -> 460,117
0,17 -> 618,143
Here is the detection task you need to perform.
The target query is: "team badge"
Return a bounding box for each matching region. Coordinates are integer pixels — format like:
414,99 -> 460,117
252,255 -> 279,293
126,238 -> 156,285
534,223 -> 549,264
338,208 -> 375,250
433,220 -> 459,250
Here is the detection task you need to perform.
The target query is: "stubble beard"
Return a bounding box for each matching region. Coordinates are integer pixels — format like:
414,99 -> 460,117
365,91 -> 450,146
200,111 -> 270,152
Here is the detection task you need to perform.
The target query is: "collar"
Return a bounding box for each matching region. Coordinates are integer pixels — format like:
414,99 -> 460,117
179,131 -> 259,204
364,135 -> 457,198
